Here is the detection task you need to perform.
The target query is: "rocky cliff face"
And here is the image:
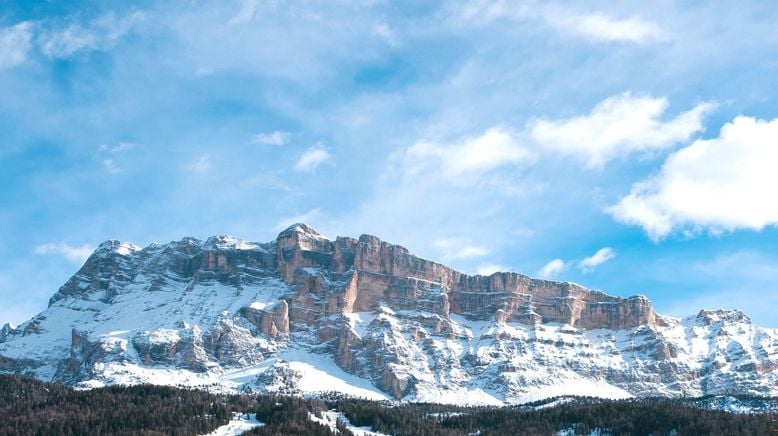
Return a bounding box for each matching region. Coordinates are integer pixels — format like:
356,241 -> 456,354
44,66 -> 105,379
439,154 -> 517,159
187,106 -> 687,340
276,224 -> 656,330
1,224 -> 776,404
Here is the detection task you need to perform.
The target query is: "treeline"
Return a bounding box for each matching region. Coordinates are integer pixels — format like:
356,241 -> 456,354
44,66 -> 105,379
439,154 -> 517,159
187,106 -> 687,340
244,395 -> 347,436
0,375 -> 234,435
0,375 -> 346,436
335,396 -> 778,436
2,375 -> 777,435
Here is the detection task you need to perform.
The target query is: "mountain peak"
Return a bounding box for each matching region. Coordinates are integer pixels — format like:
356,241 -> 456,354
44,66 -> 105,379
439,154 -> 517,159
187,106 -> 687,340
696,309 -> 751,325
0,322 -> 15,337
277,223 -> 324,240
203,235 -> 261,251
95,240 -> 141,256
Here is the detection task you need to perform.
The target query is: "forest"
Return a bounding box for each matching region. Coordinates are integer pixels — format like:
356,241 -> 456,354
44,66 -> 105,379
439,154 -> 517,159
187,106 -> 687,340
1,375 -> 776,435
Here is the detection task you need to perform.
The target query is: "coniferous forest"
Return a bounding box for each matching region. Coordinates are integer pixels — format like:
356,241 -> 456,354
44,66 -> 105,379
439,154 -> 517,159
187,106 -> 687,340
1,375 -> 777,435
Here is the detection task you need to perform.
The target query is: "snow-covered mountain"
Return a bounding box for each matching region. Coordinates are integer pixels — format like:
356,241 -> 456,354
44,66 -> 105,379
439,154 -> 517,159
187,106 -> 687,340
1,224 -> 777,405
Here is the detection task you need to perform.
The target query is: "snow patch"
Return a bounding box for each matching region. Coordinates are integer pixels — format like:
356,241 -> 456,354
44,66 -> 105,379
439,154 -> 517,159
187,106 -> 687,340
311,410 -> 388,436
279,349 -> 389,400
516,379 -> 633,404
344,312 -> 378,338
413,386 -> 504,407
201,413 -> 263,436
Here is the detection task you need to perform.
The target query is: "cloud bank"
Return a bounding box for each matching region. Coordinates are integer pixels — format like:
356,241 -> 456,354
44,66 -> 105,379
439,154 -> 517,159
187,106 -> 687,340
609,116 -> 778,240
529,93 -> 715,167
35,242 -> 94,264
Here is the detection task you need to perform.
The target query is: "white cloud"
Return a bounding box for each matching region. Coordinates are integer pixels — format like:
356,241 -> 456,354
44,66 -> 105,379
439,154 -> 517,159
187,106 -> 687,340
529,93 -> 715,167
537,248 -> 615,278
477,263 -> 509,276
38,12 -> 144,58
399,127 -> 534,182
452,3 -> 667,44
103,159 -> 120,174
34,242 -> 94,264
434,238 -> 489,261
189,154 -> 212,172
578,247 -> 616,273
0,22 -> 33,69
609,116 -> 778,240
254,131 -> 290,146
100,142 -> 134,154
295,144 -> 331,172
373,23 -> 396,45
229,0 -> 260,25
40,24 -> 98,58
546,10 -> 669,43
538,258 -> 566,279
98,142 -> 134,174
274,208 -> 323,231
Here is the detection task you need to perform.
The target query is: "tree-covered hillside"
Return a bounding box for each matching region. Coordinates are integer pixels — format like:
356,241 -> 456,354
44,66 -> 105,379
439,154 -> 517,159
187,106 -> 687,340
1,375 -> 776,435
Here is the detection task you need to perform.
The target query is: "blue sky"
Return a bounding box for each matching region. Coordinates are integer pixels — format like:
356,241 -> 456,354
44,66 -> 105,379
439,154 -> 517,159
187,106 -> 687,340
2,0 -> 778,326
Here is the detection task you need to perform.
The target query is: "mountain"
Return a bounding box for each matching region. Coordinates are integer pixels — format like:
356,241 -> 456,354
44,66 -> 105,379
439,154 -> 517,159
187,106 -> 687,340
1,224 -> 777,405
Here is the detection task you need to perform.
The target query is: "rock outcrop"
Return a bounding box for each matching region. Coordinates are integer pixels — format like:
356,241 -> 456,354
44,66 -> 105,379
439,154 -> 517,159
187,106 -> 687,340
0,223 -> 776,404
0,323 -> 14,343
272,224 -> 656,331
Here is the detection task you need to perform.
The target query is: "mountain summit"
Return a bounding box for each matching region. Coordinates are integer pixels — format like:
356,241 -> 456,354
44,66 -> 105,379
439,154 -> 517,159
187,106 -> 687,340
1,224 -> 776,404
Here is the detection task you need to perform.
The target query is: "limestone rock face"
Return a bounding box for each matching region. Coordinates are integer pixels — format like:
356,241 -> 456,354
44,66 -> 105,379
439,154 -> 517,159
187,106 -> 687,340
1,223 -> 776,404
261,301 -> 290,338
55,329 -> 128,383
273,225 -> 655,330
0,323 -> 15,343
130,326 -> 209,371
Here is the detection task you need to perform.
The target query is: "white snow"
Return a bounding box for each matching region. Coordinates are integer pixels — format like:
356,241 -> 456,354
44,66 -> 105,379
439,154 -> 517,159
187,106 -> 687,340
147,328 -> 181,344
114,242 -> 142,256
310,410 -> 388,436
516,379 -> 632,404
344,312 -> 377,338
413,386 -> 504,407
277,349 -> 389,400
557,428 -> 609,436
200,413 -> 263,436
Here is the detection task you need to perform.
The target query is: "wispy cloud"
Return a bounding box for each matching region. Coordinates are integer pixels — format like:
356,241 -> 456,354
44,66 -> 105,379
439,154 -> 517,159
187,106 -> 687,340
100,142 -> 134,154
538,258 -> 566,279
229,0 -> 260,25
34,242 -> 94,264
189,154 -> 212,172
578,247 -> 616,273
537,247 -> 615,278
545,10 -> 670,44
453,3 -> 668,44
254,131 -> 291,146
398,127 -> 534,183
372,23 -> 396,46
102,159 -> 120,174
295,144 -> 331,172
529,93 -> 716,168
98,142 -> 135,174
0,22 -> 33,69
434,238 -> 489,261
0,12 -> 143,71
476,263 -> 509,276
38,12 -> 144,59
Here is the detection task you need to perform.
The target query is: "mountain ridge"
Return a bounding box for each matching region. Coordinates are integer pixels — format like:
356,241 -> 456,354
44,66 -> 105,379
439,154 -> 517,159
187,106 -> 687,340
1,223 -> 776,404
